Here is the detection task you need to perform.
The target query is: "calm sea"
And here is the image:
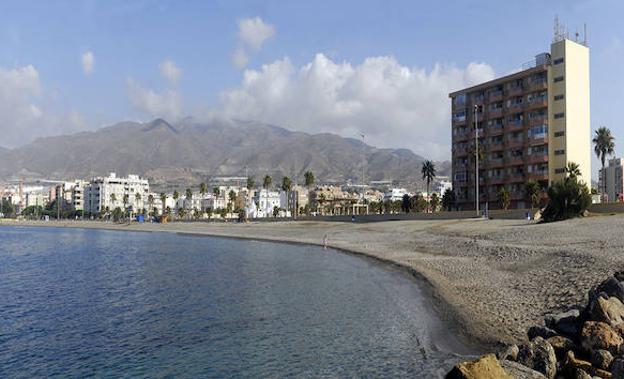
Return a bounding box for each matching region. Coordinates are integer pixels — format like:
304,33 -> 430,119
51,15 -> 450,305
0,226 -> 476,378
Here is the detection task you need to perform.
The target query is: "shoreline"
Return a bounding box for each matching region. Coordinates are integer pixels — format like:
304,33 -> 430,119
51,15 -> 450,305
5,214 -> 622,352
0,219 -> 495,351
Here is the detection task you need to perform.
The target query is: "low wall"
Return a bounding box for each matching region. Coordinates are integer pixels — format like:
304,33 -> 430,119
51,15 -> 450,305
589,202 -> 624,214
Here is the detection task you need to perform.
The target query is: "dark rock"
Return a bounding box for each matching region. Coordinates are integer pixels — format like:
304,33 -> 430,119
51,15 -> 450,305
614,272 -> 624,282
517,337 -> 557,379
612,357 -> 624,379
500,360 -> 546,379
590,277 -> 624,305
574,368 -> 593,379
545,309 -> 581,338
528,325 -> 559,340
591,349 -> 614,370
581,321 -> 623,355
547,335 -> 576,361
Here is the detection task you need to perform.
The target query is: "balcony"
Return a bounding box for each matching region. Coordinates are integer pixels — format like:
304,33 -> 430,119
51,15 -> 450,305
527,98 -> 548,110
488,108 -> 503,118
506,139 -> 525,149
528,172 -> 548,181
529,79 -> 548,91
508,86 -> 524,96
527,154 -> 548,164
488,143 -> 504,152
528,117 -> 547,127
488,158 -> 505,168
489,90 -> 503,101
488,126 -> 504,136
528,136 -> 549,145
454,132 -> 470,142
506,157 -> 524,166
488,176 -> 506,185
507,102 -> 524,111
507,174 -> 526,183
506,120 -> 524,132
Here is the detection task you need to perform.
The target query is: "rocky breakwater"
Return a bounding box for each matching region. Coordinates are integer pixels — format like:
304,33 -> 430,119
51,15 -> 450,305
447,273 -> 624,379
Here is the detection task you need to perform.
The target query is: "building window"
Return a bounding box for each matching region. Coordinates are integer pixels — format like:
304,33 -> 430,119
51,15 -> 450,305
554,113 -> 565,119
555,149 -> 565,155
554,131 -> 565,137
553,57 -> 564,65
554,94 -> 565,101
555,168 -> 566,174
554,76 -> 564,83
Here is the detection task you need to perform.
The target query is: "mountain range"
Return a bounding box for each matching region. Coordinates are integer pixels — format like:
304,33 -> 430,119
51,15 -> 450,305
0,118 -> 449,190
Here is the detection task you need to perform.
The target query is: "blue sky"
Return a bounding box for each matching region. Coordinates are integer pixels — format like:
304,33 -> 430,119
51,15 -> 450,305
0,0 -> 622,175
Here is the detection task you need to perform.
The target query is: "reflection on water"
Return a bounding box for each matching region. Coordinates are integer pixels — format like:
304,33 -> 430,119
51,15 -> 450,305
0,226 -> 476,377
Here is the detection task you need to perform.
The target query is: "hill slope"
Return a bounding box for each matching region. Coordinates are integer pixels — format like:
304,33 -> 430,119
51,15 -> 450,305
0,118 -> 449,189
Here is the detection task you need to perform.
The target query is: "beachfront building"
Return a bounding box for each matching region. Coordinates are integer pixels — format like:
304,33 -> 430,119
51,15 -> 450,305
384,188 -> 409,202
449,35 -> 590,210
433,178 -> 452,196
253,189 -> 281,217
84,173 -> 150,214
599,157 -> 624,202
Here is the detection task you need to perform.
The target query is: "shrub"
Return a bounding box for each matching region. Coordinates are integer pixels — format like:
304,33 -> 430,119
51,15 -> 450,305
542,175 -> 591,222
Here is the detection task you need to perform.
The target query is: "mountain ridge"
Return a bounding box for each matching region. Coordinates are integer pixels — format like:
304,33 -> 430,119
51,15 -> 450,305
0,118 -> 450,190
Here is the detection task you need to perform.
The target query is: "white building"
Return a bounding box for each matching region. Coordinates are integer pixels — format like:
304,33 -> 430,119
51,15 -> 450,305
433,179 -> 453,196
384,188 -> 408,202
84,173 -> 150,214
252,189 -> 281,218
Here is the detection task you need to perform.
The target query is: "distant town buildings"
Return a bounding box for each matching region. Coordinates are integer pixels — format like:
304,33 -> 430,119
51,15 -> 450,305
599,157 -> 624,202
449,36 -> 590,209
84,173 -> 150,214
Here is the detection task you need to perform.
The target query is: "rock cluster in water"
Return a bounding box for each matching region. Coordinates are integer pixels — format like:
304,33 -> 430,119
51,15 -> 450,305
447,272 -> 624,378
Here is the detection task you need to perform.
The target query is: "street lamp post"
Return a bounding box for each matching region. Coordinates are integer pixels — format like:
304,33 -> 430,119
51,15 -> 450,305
474,104 -> 480,217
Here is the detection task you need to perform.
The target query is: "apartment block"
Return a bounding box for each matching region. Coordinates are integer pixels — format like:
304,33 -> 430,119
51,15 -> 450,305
84,173 -> 150,214
449,37 -> 590,210
599,158 -> 624,202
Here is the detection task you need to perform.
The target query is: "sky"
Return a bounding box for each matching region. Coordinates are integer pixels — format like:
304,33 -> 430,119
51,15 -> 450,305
0,0 -> 622,175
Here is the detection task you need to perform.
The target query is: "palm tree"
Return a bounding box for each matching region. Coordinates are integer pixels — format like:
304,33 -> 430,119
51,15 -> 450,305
593,127 -> 615,201
246,177 -> 255,190
421,160 -> 436,211
430,193 -> 440,212
173,190 -> 180,218
525,180 -> 541,211
566,162 -> 581,180
135,192 -> 142,213
109,193 -> 117,208
122,194 -> 130,219
159,193 -> 167,215
497,187 -> 510,210
185,188 -> 193,210
263,175 -> 272,189
147,194 -> 155,216
304,171 -> 315,188
282,176 -> 293,217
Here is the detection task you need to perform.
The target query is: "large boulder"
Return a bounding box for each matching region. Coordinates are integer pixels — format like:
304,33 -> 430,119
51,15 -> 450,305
612,357 -> 624,379
581,321 -> 623,355
500,360 -> 546,379
517,337 -> 558,379
528,325 -> 558,340
589,296 -> 624,327
591,277 -> 624,304
545,309 -> 582,338
497,344 -> 519,362
547,335 -> 576,361
445,353 -> 513,379
592,349 -> 614,371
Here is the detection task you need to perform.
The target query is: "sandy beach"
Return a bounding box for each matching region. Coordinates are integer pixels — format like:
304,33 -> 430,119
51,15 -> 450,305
4,214 -> 622,347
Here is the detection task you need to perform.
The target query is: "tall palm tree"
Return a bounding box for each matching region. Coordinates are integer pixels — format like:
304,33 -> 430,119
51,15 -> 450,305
566,162 -> 581,180
135,192 -> 142,212
304,171 -> 315,188
159,192 -> 167,215
110,193 -> 116,208
122,194 -> 129,219
185,188 -> 193,212
593,127 -> 615,201
173,190 -> 180,218
525,180 -> 541,211
263,175 -> 272,189
421,160 -> 436,211
147,194 -> 155,216
282,176 -> 293,217
246,177 -> 255,190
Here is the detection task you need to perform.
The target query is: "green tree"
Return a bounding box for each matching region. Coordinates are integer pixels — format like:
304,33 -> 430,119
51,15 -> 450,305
212,187 -> 220,197
525,180 -> 541,210
497,187 -> 510,210
281,176 -> 292,192
401,194 -> 411,213
178,207 -> 186,219
135,192 -> 142,213
566,162 -> 581,180
593,126 -> 615,201
246,177 -> 255,190
542,163 -> 592,222
441,189 -> 456,211
185,188 -> 193,212
430,193 -> 440,212
304,171 -> 315,188
421,160 -> 436,211
147,194 -> 154,216
122,194 -> 129,217
263,175 -> 272,189
160,193 -> 167,215
199,182 -> 207,197
109,193 -> 116,206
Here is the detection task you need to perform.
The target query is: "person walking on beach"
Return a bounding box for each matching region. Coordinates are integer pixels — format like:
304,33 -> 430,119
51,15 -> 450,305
322,234 -> 328,250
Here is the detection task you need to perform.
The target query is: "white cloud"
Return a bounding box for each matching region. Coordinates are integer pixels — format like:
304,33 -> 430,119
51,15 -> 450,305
237,16 -> 275,50
159,59 -> 181,85
218,54 -> 495,160
231,47 -> 249,69
127,78 -> 182,121
81,51 -> 95,75
232,16 -> 275,69
0,64 -> 88,147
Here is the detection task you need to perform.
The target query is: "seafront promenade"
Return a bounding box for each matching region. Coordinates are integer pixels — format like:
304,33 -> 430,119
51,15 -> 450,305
5,214 -> 623,347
